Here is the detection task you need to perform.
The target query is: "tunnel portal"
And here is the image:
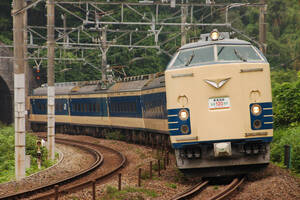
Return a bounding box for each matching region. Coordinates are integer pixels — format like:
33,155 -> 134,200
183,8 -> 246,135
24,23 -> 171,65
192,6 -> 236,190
0,76 -> 12,124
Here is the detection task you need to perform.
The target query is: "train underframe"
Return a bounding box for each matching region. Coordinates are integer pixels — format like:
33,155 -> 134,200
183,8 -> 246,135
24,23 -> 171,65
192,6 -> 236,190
30,122 -> 171,151
175,141 -> 270,177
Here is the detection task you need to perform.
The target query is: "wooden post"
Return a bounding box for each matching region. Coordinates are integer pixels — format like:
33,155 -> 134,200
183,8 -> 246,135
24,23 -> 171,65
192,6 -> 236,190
92,180 -> 96,200
118,173 -> 122,191
54,185 -> 59,200
138,168 -> 142,187
158,160 -> 161,176
284,145 -> 291,169
150,161 -> 153,179
167,151 -> 169,165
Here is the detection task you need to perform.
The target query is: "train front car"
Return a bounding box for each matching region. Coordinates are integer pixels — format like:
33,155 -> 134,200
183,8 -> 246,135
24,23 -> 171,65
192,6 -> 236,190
165,30 -> 273,176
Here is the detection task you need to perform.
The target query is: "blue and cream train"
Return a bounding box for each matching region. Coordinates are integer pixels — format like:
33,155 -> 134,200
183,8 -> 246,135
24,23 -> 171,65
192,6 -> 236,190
29,30 -> 273,176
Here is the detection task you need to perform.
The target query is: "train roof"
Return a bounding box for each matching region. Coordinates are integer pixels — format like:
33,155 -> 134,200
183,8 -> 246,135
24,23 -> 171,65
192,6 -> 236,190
31,73 -> 165,96
180,39 -> 250,50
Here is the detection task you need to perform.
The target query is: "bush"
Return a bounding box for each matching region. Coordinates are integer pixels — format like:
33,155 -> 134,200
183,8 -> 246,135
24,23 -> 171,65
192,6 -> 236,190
272,77 -> 300,126
105,130 -> 125,141
271,124 -> 300,173
0,126 -> 52,183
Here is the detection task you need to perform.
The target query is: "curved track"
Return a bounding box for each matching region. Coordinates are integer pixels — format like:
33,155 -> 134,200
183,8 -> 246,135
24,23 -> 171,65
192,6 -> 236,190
0,137 -> 126,200
170,176 -> 244,200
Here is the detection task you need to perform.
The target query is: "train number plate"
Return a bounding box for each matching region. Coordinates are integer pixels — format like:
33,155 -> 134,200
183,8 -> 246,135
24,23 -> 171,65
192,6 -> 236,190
208,97 -> 230,110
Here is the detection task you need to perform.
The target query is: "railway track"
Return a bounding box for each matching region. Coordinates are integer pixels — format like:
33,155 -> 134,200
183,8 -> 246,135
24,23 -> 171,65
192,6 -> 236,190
0,137 -> 126,200
171,176 -> 245,200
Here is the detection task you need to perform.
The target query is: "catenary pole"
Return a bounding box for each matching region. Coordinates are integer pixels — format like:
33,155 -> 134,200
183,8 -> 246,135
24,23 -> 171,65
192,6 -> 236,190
101,26 -> 107,83
181,3 -> 187,46
13,0 -> 26,181
24,0 -> 30,131
259,0 -> 267,54
47,0 -> 55,160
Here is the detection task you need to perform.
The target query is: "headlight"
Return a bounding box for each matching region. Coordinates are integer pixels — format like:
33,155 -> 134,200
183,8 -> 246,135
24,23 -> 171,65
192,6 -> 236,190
251,104 -> 262,116
180,125 -> 189,134
210,29 -> 220,41
253,119 -> 262,129
179,109 -> 189,121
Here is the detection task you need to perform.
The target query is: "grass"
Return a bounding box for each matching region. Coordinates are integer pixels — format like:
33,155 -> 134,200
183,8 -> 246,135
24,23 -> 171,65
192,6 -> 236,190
135,148 -> 147,160
102,185 -> 158,200
166,182 -> 177,189
105,130 -> 125,141
0,125 -> 58,183
271,123 -> 300,175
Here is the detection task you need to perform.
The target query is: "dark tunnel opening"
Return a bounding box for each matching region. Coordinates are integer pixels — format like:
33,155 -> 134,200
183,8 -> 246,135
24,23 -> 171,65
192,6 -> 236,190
0,77 -> 12,124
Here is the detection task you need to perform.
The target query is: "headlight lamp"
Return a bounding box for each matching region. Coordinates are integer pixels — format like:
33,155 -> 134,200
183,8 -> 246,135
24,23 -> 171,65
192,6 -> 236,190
179,109 -> 189,121
251,104 -> 262,116
180,125 -> 189,134
253,119 -> 262,129
210,29 -> 220,41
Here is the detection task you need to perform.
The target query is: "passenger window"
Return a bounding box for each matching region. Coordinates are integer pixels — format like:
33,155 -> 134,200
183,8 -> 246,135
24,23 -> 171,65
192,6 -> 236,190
96,103 -> 100,112
88,104 -> 92,112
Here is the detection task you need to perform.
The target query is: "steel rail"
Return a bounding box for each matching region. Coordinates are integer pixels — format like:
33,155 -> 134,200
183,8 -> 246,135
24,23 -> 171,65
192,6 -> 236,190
170,176 -> 245,200
208,176 -> 245,200
0,138 -> 104,200
31,137 -> 127,200
170,180 -> 209,200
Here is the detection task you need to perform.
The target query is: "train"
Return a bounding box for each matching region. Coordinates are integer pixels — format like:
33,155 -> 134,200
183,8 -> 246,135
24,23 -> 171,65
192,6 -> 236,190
29,29 -> 273,176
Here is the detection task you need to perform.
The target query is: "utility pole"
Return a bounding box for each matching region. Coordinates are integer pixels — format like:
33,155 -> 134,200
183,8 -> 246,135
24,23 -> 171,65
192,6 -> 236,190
13,0 -> 26,181
181,3 -> 188,46
259,0 -> 267,54
62,14 -> 67,48
47,0 -> 55,160
101,26 -> 108,83
23,0 -> 30,131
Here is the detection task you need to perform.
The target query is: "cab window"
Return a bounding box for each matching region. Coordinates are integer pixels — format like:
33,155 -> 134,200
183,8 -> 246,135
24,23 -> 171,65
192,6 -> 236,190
217,45 -> 262,62
171,46 -> 214,68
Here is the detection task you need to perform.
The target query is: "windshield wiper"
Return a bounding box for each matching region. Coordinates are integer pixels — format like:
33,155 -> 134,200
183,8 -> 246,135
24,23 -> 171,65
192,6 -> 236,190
234,48 -> 247,62
218,47 -> 225,56
185,51 -> 195,66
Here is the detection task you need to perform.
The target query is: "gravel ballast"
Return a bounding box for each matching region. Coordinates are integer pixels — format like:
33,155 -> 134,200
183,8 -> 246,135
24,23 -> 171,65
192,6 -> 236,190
51,134 -> 300,200
0,143 -> 95,198
1,133 -> 299,200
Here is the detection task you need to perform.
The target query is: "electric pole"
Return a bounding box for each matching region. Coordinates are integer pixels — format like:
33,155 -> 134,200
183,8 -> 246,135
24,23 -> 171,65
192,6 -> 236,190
259,0 -> 267,54
24,0 -> 30,131
101,26 -> 108,83
181,3 -> 188,46
47,0 -> 55,160
13,0 -> 26,181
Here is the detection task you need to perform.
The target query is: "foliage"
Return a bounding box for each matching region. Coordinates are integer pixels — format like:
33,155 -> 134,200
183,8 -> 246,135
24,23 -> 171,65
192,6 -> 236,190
272,74 -> 300,126
166,182 -> 177,189
271,124 -> 300,173
0,125 -> 53,183
105,129 -> 125,141
271,69 -> 298,85
102,185 -> 158,200
0,0 -> 299,82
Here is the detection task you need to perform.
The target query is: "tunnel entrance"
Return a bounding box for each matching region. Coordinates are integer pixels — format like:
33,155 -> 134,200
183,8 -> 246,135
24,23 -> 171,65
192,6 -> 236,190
0,76 -> 12,124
